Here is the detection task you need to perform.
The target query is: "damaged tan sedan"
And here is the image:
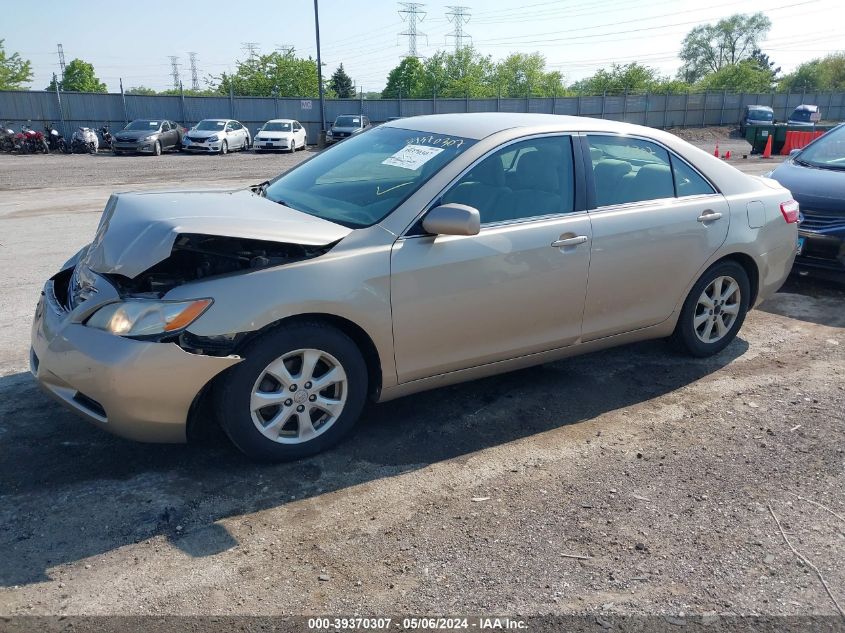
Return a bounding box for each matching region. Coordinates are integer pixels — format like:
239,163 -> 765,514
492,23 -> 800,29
31,113 -> 798,460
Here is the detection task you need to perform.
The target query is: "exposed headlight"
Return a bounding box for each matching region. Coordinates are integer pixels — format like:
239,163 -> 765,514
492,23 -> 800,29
141,135 -> 157,141
86,299 -> 212,337
206,135 -> 218,143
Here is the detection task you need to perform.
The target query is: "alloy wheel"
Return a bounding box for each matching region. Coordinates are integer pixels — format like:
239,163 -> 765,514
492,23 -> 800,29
249,348 -> 348,444
693,275 -> 741,344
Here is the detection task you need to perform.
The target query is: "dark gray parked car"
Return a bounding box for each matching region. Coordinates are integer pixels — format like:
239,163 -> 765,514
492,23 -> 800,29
325,114 -> 371,144
112,119 -> 185,156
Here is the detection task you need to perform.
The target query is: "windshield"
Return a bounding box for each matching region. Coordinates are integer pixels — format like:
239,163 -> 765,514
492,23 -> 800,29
265,126 -> 476,228
196,120 -> 226,131
796,125 -> 845,169
125,120 -> 160,130
748,109 -> 773,121
262,122 -> 292,132
790,109 -> 814,122
334,116 -> 361,128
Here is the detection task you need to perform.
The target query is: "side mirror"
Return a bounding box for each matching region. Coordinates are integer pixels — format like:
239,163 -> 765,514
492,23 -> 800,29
789,148 -> 802,157
422,203 -> 480,236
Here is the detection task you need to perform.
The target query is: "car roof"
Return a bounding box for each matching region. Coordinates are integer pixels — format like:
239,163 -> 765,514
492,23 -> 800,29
747,105 -> 773,111
382,112 -> 668,141
792,104 -> 818,111
200,118 -> 230,122
265,119 -> 296,123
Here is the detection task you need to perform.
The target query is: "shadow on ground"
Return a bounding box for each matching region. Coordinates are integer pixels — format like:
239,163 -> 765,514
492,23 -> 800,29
0,336 -> 748,586
759,273 -> 845,328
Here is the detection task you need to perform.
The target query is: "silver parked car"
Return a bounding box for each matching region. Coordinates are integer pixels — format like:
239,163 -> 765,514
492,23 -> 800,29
31,114 -> 797,461
183,118 -> 251,154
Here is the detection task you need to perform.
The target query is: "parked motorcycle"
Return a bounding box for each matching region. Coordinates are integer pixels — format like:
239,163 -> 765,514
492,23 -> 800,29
20,124 -> 49,153
0,122 -> 15,152
71,127 -> 99,154
97,124 -> 113,151
44,122 -> 68,153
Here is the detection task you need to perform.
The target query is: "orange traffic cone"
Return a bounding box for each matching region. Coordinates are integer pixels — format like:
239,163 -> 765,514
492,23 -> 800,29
725,150 -> 731,160
714,142 -> 720,157
761,134 -> 773,159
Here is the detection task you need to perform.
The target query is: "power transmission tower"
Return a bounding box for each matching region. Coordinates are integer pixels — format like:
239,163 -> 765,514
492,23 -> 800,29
275,44 -> 294,56
168,56 -> 181,91
56,44 -> 67,75
445,6 -> 471,52
398,2 -> 427,58
241,42 -> 260,58
188,52 -> 200,90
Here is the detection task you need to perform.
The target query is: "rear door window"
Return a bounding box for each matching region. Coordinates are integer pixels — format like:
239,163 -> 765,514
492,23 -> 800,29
671,156 -> 716,197
588,135 -> 674,206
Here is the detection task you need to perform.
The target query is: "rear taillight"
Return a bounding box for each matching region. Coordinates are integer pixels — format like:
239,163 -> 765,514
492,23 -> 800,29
780,200 -> 800,224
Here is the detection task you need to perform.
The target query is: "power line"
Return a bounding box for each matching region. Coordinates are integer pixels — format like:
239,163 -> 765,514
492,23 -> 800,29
398,2 -> 427,58
445,6 -> 472,52
168,56 -> 181,91
275,44 -> 295,56
188,52 -> 200,90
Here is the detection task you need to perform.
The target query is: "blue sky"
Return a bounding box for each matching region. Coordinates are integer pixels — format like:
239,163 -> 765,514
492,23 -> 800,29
6,0 -> 845,93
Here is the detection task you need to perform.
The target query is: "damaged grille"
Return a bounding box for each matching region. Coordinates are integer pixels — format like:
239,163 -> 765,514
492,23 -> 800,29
107,233 -> 335,296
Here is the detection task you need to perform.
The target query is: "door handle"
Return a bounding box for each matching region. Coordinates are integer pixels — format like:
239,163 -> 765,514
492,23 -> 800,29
697,210 -> 723,222
551,235 -> 589,248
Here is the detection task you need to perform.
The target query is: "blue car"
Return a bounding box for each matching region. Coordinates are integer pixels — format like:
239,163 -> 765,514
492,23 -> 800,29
768,123 -> 845,278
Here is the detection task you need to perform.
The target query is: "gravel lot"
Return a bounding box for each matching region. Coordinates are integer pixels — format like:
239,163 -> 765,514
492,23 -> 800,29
1,136 -> 844,622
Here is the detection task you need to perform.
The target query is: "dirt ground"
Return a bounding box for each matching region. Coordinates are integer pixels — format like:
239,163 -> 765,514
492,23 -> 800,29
1,133 -> 844,622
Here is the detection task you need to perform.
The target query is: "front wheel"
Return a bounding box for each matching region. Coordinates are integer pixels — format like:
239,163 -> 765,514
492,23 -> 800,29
670,260 -> 750,357
153,140 -> 161,156
215,322 -> 368,461
220,140 -> 228,155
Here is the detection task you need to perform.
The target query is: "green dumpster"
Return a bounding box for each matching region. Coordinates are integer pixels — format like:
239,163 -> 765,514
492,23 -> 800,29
746,123 -> 837,154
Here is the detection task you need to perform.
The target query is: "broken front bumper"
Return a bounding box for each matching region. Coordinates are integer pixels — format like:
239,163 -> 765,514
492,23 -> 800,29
30,277 -> 240,443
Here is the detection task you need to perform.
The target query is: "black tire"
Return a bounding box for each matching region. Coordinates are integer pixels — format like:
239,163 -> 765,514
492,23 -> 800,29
153,140 -> 161,157
113,149 -> 121,156
670,260 -> 750,357
220,140 -> 228,155
215,321 -> 368,461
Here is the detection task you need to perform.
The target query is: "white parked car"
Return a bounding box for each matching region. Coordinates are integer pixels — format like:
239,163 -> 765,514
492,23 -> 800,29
183,119 -> 251,155
254,119 -> 307,153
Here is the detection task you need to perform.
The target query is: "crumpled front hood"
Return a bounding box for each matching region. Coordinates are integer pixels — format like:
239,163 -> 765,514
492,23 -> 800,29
78,189 -> 352,278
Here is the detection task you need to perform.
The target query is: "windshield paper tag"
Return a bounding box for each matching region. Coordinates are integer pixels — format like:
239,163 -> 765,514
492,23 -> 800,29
382,144 -> 444,170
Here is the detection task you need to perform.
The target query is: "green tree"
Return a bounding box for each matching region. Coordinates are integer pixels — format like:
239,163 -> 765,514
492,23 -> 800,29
46,59 -> 107,92
329,63 -> 355,98
492,52 -> 565,97
678,13 -> 771,83
422,48 -> 495,98
382,56 -> 427,98
571,63 -> 665,94
778,53 -> 845,92
0,39 -> 33,90
125,86 -> 157,95
696,60 -> 776,92
214,49 -> 320,97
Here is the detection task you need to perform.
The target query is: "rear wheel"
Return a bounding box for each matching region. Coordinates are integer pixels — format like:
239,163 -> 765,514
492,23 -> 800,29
670,260 -> 750,357
216,322 -> 368,461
